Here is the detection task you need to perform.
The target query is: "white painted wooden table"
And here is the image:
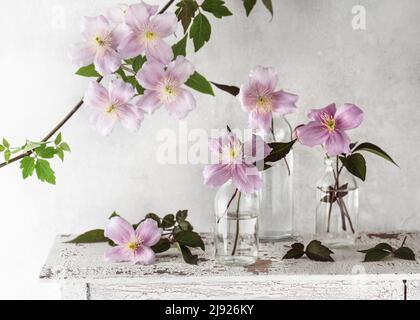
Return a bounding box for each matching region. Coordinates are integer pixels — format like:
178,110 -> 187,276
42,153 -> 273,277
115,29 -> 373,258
40,232 -> 420,300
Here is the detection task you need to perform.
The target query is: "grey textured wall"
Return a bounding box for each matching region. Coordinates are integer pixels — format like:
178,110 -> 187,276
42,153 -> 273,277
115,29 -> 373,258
0,0 -> 419,298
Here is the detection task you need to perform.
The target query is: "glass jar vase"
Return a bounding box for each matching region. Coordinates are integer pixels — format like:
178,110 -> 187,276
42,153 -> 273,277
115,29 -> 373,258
315,157 -> 359,247
258,116 -> 294,240
214,180 -> 259,266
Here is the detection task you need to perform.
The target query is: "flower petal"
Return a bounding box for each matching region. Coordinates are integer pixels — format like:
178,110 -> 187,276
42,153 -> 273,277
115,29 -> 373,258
109,79 -> 135,104
166,56 -> 195,85
151,12 -> 178,38
136,90 -> 162,114
249,111 -> 272,132
249,66 -> 278,92
238,82 -> 258,112
244,135 -> 272,163
165,88 -> 196,119
90,111 -> 118,136
125,3 -> 151,31
203,164 -> 232,187
94,48 -> 121,76
335,103 -> 364,130
104,246 -> 133,263
82,15 -> 110,40
134,246 -> 156,265
69,42 -> 96,69
271,90 -> 298,115
296,121 -> 329,147
232,164 -> 262,194
146,39 -> 174,64
136,61 -> 165,90
84,81 -> 109,109
136,218 -> 163,247
325,130 -> 351,156
104,217 -> 135,245
117,104 -> 144,132
307,103 -> 337,122
118,32 -> 146,60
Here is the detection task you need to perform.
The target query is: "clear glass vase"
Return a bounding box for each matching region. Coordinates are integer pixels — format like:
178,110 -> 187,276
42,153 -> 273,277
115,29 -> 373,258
258,116 -> 294,240
214,180 -> 259,266
315,157 -> 359,247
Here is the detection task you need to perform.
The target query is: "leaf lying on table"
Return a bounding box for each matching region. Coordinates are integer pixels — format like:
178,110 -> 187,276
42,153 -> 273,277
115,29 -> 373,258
282,240 -> 334,262
358,237 -> 416,262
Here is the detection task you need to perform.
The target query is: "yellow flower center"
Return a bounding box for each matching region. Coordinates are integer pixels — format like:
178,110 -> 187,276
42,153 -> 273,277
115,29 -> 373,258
320,113 -> 336,132
164,85 -> 174,95
255,96 -> 272,113
106,105 -> 115,113
145,31 -> 155,40
95,36 -> 105,47
127,242 -> 139,251
228,148 -> 236,160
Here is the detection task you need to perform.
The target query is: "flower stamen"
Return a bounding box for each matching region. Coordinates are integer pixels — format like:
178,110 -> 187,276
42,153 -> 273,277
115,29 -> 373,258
320,113 -> 336,133
255,96 -> 272,113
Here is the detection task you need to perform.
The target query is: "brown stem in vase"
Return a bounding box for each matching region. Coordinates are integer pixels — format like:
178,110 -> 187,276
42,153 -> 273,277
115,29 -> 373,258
338,197 -> 355,234
217,188 -> 238,224
231,192 -> 242,256
336,156 -> 347,231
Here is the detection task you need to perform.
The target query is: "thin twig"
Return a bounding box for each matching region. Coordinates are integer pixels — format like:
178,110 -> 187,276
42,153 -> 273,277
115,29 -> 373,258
231,192 -> 242,256
217,188 -> 238,224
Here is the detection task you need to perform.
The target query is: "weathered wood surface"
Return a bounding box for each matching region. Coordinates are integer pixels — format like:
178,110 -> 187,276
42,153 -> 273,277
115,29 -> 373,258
40,232 -> 420,300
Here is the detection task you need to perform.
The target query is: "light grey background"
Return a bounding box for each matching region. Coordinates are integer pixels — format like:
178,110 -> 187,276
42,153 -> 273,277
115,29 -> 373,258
0,0 -> 418,299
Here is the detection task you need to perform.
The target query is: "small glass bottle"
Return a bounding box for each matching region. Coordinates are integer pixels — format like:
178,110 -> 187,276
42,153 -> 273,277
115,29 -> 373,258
315,157 -> 359,247
214,180 -> 259,266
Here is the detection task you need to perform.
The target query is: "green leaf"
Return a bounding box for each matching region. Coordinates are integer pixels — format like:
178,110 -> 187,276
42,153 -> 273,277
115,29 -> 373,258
56,148 -> 65,162
66,229 -> 108,243
76,64 -> 100,77
59,143 -> 71,152
211,82 -> 240,96
340,153 -> 367,181
189,13 -> 211,52
115,68 -> 128,81
2,138 -> 10,148
176,210 -> 188,222
54,133 -> 62,145
362,248 -> 392,262
282,243 -> 305,260
152,238 -> 171,253
264,140 -> 296,165
35,159 -> 56,185
109,211 -> 120,219
175,231 -> 205,250
172,34 -> 188,57
201,0 -> 232,18
4,150 -> 11,163
19,156 -> 35,179
179,220 -> 194,231
176,0 -> 198,33
127,55 -> 146,73
185,71 -> 214,95
126,76 -> 145,95
394,247 -> 416,261
358,243 -> 394,253
144,213 -> 161,226
353,142 -> 398,167
179,244 -> 198,265
0,145 -> 4,152
35,145 -> 56,159
305,240 -> 334,262
261,0 -> 273,16
161,214 -> 176,229
243,0 -> 257,16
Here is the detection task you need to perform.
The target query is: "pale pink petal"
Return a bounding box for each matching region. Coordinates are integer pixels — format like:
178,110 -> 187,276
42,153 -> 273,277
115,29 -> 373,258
118,33 -> 146,60
136,218 -> 162,247
325,130 -> 351,156
335,103 -> 364,130
144,2 -> 159,16
111,23 -> 131,47
151,12 -> 178,37
82,16 -> 110,40
125,3 -> 151,31
109,79 -> 135,104
244,135 -> 272,164
69,42 -> 96,69
166,56 -> 195,84
271,90 -> 298,115
104,217 -> 135,245
239,82 -> 258,112
248,111 -> 272,132
203,164 -> 232,187
117,105 -> 143,132
134,246 -> 155,265
145,39 -> 174,64
296,121 -> 329,147
249,66 -> 278,92
106,4 -> 129,25
89,111 -> 118,136
307,103 -> 337,122
232,164 -> 262,194
136,61 -> 165,90
165,89 -> 196,119
84,81 -> 109,109
136,90 -> 162,113
104,246 -> 133,262
208,137 -> 223,155
94,48 -> 122,76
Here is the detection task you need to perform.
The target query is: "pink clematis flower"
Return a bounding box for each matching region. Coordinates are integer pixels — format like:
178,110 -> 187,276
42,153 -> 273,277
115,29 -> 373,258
104,217 -> 162,265
106,2 -> 159,25
69,15 -> 124,76
296,103 -> 364,156
239,66 -> 298,132
84,79 -> 144,136
118,3 -> 177,64
203,132 -> 272,194
136,56 -> 196,119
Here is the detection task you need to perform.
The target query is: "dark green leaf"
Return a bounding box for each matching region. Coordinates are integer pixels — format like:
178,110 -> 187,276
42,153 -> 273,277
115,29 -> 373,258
0,145 -> 4,152
145,213 -> 161,226
358,243 -> 394,253
172,34 -> 188,57
211,82 -> 240,96
305,240 -> 334,262
353,142 -> 398,167
54,133 -> 62,145
35,145 -> 56,159
339,153 -> 367,181
161,214 -> 176,229
76,64 -> 100,77
264,140 -> 296,165
4,150 -> 11,163
394,247 -> 416,261
175,231 -> 205,250
189,13 -> 211,52
201,0 -> 232,18
152,238 -> 171,253
126,55 -> 146,73
19,156 -> 35,179
320,184 -> 348,203
35,159 -> 56,185
56,148 -> 65,162
126,76 -> 145,95
185,71 -> 214,95
243,0 -> 257,16
282,243 -> 305,260
59,143 -> 71,152
66,229 -> 107,243
179,220 -> 193,231
109,211 -> 120,219
261,0 -> 273,16
176,210 -> 188,222
176,0 -> 198,33
179,244 -> 198,265
362,248 -> 391,262
2,138 -> 10,148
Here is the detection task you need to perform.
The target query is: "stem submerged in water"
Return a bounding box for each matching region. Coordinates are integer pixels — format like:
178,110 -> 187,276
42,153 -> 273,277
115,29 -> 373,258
231,192 -> 242,256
